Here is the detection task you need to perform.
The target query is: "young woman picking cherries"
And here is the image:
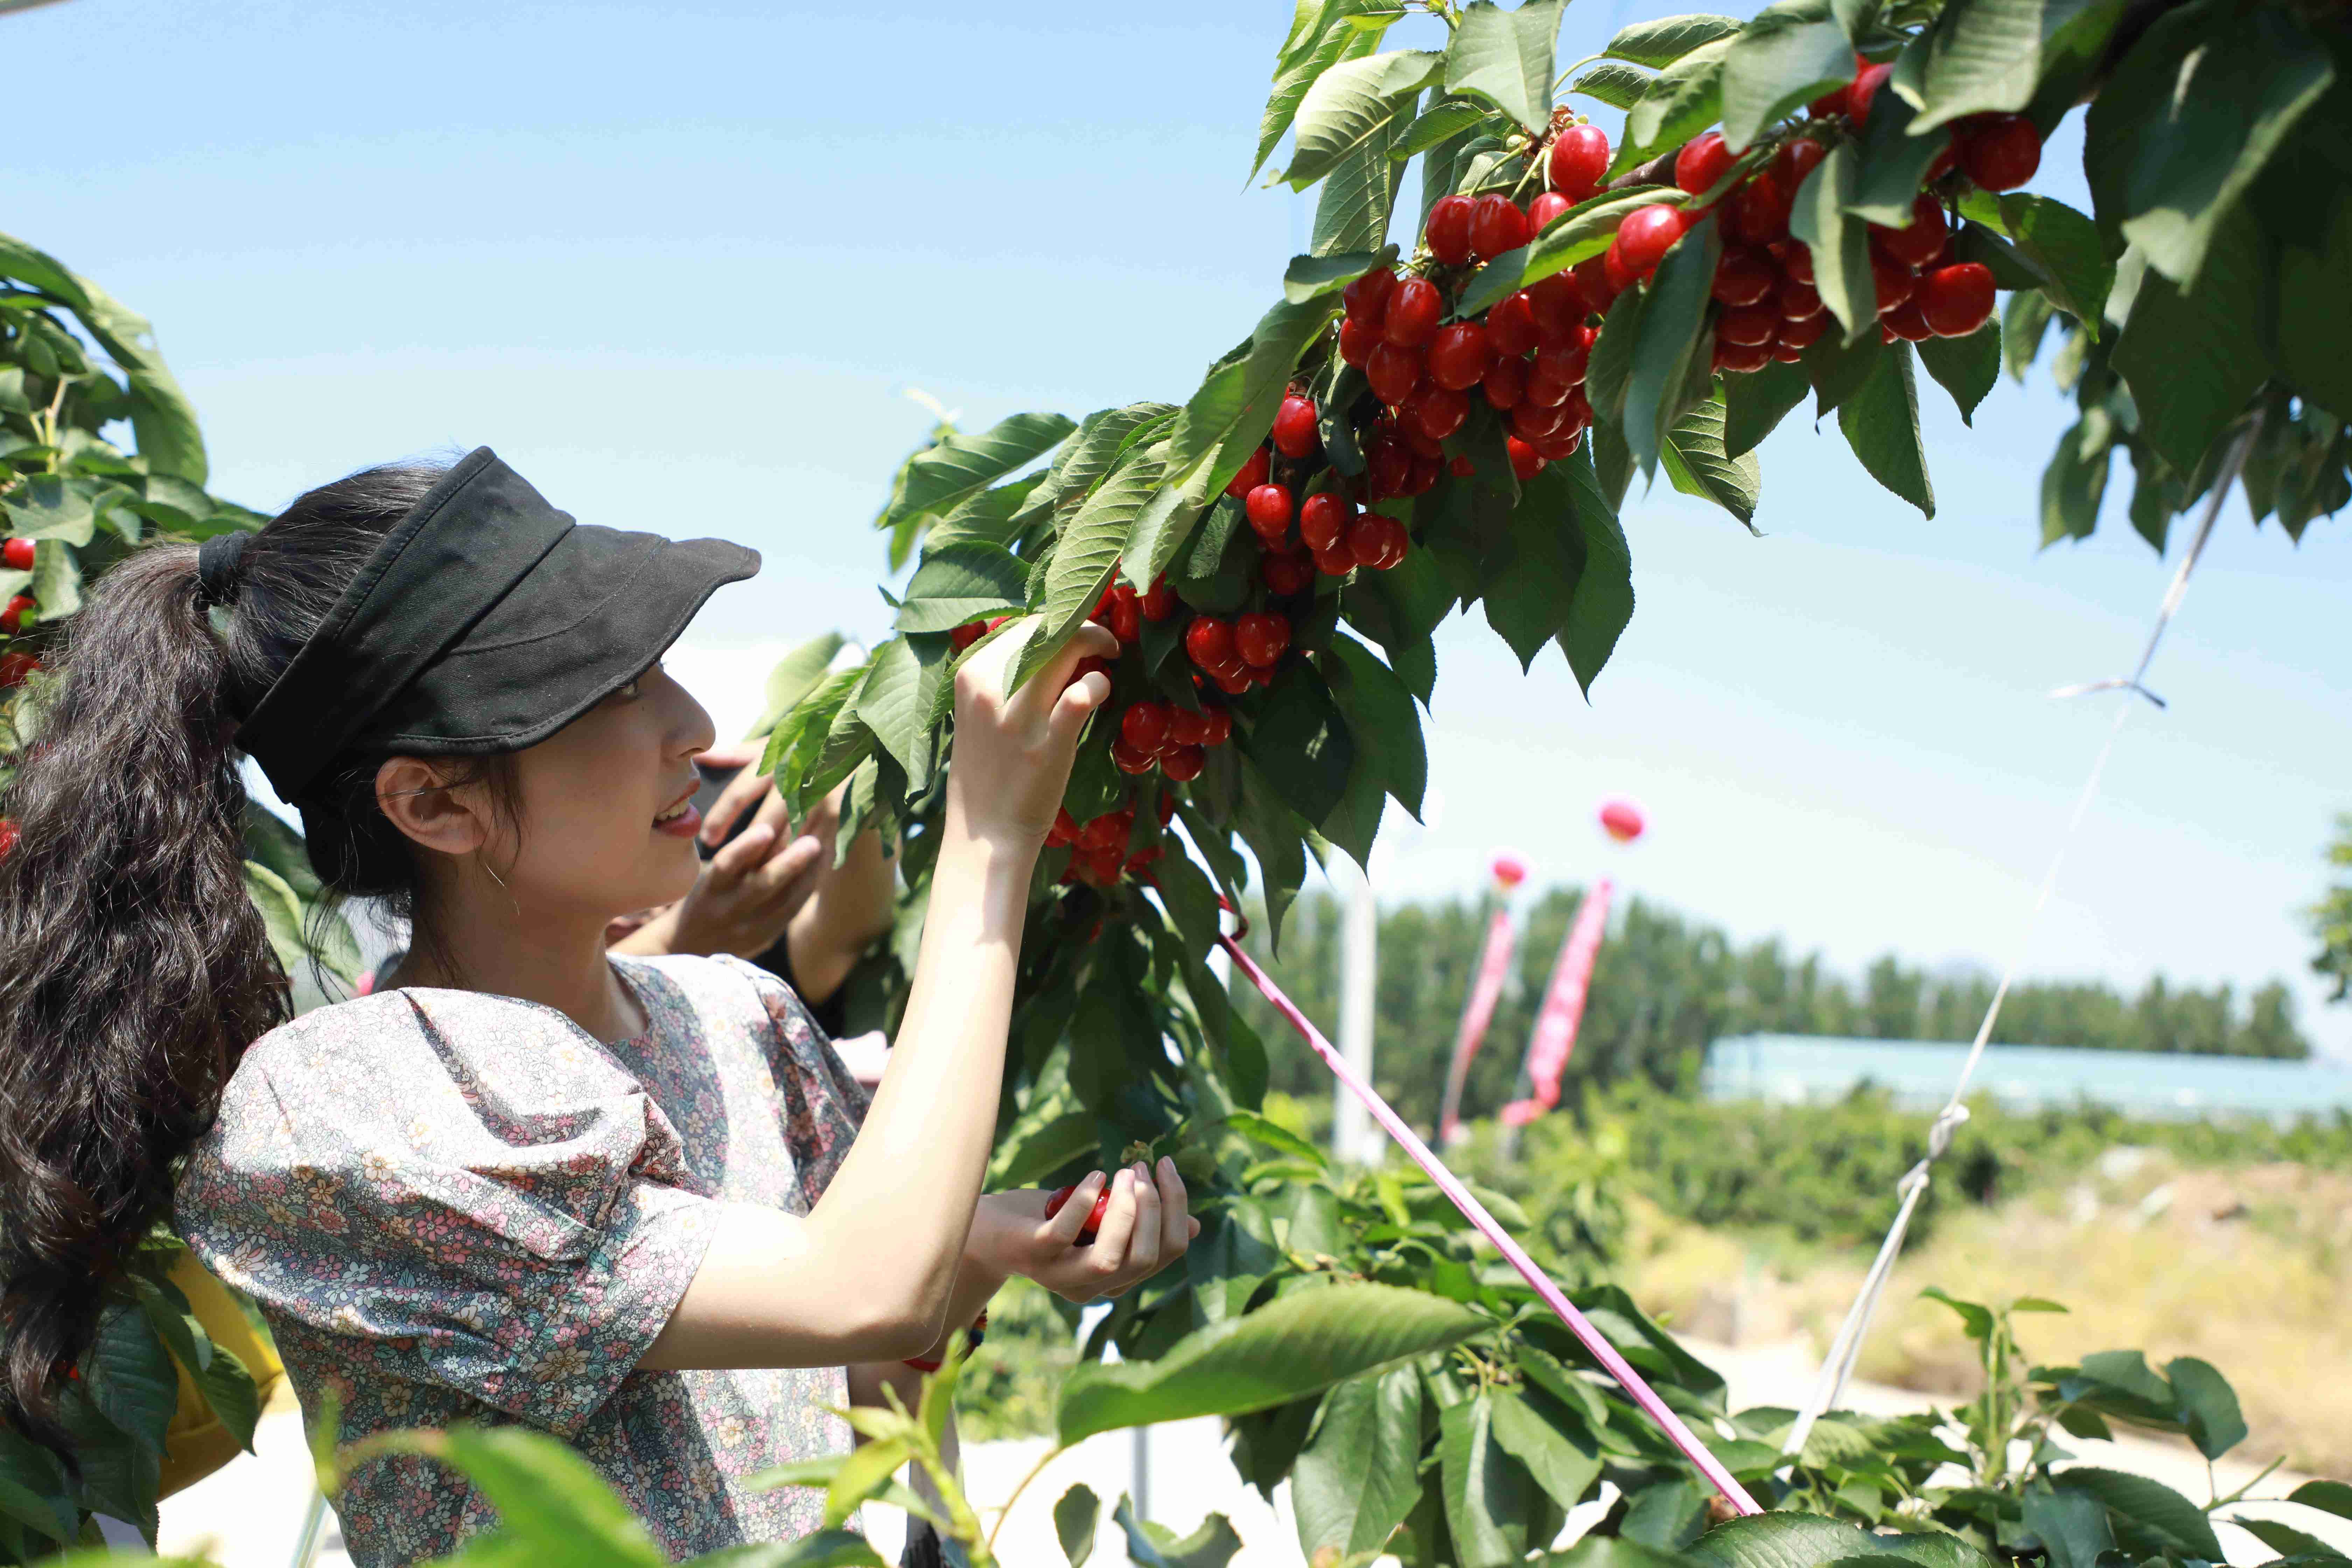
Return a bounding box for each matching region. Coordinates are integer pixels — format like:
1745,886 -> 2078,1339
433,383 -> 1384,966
0,451 -> 1193,1567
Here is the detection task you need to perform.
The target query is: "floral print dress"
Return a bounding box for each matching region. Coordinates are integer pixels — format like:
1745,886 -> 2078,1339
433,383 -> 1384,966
174,954 -> 871,1567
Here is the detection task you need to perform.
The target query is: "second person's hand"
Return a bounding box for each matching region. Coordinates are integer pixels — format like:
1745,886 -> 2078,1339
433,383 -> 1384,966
975,1159 -> 1198,1304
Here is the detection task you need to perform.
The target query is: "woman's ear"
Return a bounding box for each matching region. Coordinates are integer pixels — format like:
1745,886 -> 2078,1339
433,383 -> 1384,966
376,756 -> 493,858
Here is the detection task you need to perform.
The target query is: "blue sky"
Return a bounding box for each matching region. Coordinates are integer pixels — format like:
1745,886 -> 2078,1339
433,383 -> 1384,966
18,0 -> 2350,1057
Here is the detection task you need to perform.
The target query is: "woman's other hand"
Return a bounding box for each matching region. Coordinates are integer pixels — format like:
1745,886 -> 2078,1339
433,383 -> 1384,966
975,1160 -> 1198,1304
945,621 -> 1115,849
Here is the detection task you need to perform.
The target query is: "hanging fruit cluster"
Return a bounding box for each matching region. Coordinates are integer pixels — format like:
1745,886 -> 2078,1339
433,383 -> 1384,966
1045,791 -> 1177,889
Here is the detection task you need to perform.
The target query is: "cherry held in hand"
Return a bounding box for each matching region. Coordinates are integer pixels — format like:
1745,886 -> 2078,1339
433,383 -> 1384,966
1045,1183 -> 1112,1242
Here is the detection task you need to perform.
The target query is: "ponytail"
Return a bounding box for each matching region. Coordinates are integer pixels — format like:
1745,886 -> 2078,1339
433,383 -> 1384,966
0,458 -> 454,1444
0,544 -> 280,1442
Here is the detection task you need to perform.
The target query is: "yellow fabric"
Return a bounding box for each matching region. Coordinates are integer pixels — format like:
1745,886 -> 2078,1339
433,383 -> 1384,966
156,1247 -> 287,1500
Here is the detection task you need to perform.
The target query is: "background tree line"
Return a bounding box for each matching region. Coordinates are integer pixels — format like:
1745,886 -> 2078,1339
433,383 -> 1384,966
1234,885 -> 2311,1135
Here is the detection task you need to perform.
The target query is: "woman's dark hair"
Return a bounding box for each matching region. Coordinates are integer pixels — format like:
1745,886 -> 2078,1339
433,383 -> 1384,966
0,460 -> 514,1446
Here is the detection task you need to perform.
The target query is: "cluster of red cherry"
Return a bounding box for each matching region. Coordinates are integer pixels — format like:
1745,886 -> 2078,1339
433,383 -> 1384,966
1045,790 -> 1177,888
1601,56 -> 2042,374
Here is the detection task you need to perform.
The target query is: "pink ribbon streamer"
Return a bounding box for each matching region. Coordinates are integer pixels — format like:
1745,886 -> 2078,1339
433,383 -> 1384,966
1437,906 -> 1519,1147
1217,930 -> 1762,1516
1500,879 -> 1612,1127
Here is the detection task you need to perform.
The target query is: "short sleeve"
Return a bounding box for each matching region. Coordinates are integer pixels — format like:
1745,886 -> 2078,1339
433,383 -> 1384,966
173,990 -> 722,1436
706,954 -> 869,1208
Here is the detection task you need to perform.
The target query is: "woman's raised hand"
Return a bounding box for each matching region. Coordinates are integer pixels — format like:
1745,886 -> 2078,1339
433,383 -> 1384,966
946,620 -> 1116,848
977,1159 -> 1198,1305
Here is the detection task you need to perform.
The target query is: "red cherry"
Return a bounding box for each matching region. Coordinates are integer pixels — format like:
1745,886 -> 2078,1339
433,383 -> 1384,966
1224,447 -> 1270,499
1157,793 -> 1178,826
1675,131 -> 1734,198
1771,341 -> 1805,363
1272,394 -> 1320,459
1338,316 -> 1380,368
1413,385 -> 1469,441
1573,254 -> 1619,312
1713,338 -> 1772,374
1343,266 -> 1398,322
1482,356 -> 1527,410
1121,701 -> 1172,756
1784,241 -> 1815,285
1561,386 -> 1594,433
1425,195 -> 1476,266
1,596 -> 33,636
1534,334 -> 1590,388
1848,61 -> 1893,126
1872,193 -> 1948,269
1141,576 -> 1176,621
0,651 -> 38,688
1884,300 -> 1935,341
0,820 -> 18,860
1713,247 -> 1777,306
1528,191 -> 1573,235
1779,310 -> 1828,349
1549,123 -> 1609,197
1110,599 -> 1142,644
1809,83 -> 1849,119
950,621 -> 986,653
1077,812 -> 1129,853
1448,454 -> 1475,478
1383,277 -> 1443,346
1716,302 -> 1778,347
1961,114 -> 2041,191
1470,195 -> 1532,260
1729,174 -> 1792,245
1918,262 -> 1996,336
1526,273 -> 1586,345
1299,491 -> 1353,551
1513,400 -> 1570,441
1611,204 -> 1688,279
1396,416 -> 1446,459
1160,745 -> 1206,783
1167,707 -> 1211,747
1528,423 -> 1584,461
0,539 -> 32,571
1486,291 -> 1539,356
1365,439 -> 1411,499
1234,612 -> 1289,668
1366,341 -> 1426,406
1348,513 -> 1409,570
1779,277 -> 1823,319
1185,616 -> 1234,670
1870,253 -> 1917,315
1084,844 -> 1127,885
1197,708 -> 1233,747
1261,550 -> 1313,596
1046,808 -> 1080,847
1427,322 -> 1493,391
1112,737 -> 1157,775
1522,364 -> 1574,409
1245,483 -> 1294,543
1506,437 -> 1544,481
1772,138 -> 1827,192
1402,453 -> 1441,497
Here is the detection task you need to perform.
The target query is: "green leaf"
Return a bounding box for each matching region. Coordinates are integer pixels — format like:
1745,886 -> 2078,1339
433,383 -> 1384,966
2022,1485 -> 2116,1568
746,633 -> 845,741
1660,395 -> 1760,527
1055,1282 -> 1485,1443
853,634 -> 947,790
1015,402 -> 1180,537
132,1277 -> 260,1456
2111,216 -> 2267,475
2231,1519 -> 2345,1562
1483,469 -> 1588,670
1838,341 -> 1934,517
1622,224 -> 1721,476
2002,289 -> 2057,380
1844,90 -> 1955,226
1284,245 -> 1399,304
1908,0 -> 2125,134
1239,662 -> 1357,829
1254,11 -> 1383,185
2162,1356 -> 2246,1459
2051,1469 -> 2224,1563
876,412 -> 1076,538
1167,298 -> 1339,497
0,1427 -> 74,1546
1394,97 -> 1495,159
1441,1394 -> 1540,1568
894,543 -> 1028,634
1444,0 -> 1568,134
2291,1483 -> 2352,1522
1996,195 -> 2112,332
1683,1511 -> 1872,1568
1488,1390 -> 1603,1508
1520,189 -> 1669,290
1569,62 -> 1654,111
1223,1110 -> 1330,1168
1720,12 -> 1851,153
241,861 -> 312,985
1601,13 -> 1741,68
1055,1483 -> 1100,1567
1011,445 -> 1166,691
1624,1479 -> 1709,1550
2099,7 -> 2335,287
1790,144 -> 1873,345
687,1532 -> 889,1567
31,538 -> 80,620
1915,324 -> 1998,425
4,474 -> 96,546
1284,49 -> 1445,187
395,1426 -> 666,1567
2039,415 -> 2113,545
1554,450 -> 1635,696
1623,40 -> 1735,172
1805,323 -> 1882,416
1293,1366 -> 1424,1556
1723,356 -> 1811,457
1113,1494 -> 1244,1568
1326,632 -> 1426,816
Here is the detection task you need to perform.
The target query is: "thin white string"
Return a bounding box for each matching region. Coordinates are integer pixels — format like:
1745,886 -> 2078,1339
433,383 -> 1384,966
1779,415 -> 2260,1466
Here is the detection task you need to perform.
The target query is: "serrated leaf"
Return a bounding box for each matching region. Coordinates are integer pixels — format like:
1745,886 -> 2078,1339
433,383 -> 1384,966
1555,448 -> 1634,696
1790,142 -> 1874,344
1283,49 -> 1444,188
2112,216 -> 2267,476
1684,1511 -> 1872,1568
1723,355 -> 1811,456
2163,1356 -> 2246,1459
1444,0 -> 1567,134
1239,662 -> 1356,827
2291,1482 -> 2352,1522
1915,323 -> 1998,425
1393,96 -> 1495,159
1519,188 -> 1668,289
1326,632 -> 1425,817
1602,13 -> 1741,68
2231,1519 -> 2345,1562
2053,1469 -> 2224,1562
876,412 -> 1076,539
893,542 -> 1029,634
2022,1485 -> 2116,1568
1056,1283 -> 1483,1443
1293,1366 -> 1424,1556
1569,61 -> 1656,111
1013,403 -> 1180,537
1283,245 -> 1398,304
1489,1388 -> 1604,1509
1623,38 -> 1735,170
1254,10 -> 1384,185
1843,86 -> 1955,225
1838,341 -> 1934,516
1660,395 -> 1760,526
746,633 -> 845,741
1623,224 -> 1720,476
1720,12 -> 1851,152
4,474 -> 96,546
1998,193 -> 2113,330
1012,446 -> 1165,691
851,634 -> 947,790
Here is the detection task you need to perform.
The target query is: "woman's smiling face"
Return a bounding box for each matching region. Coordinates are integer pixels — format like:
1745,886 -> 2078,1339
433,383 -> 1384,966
486,662 -> 717,922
